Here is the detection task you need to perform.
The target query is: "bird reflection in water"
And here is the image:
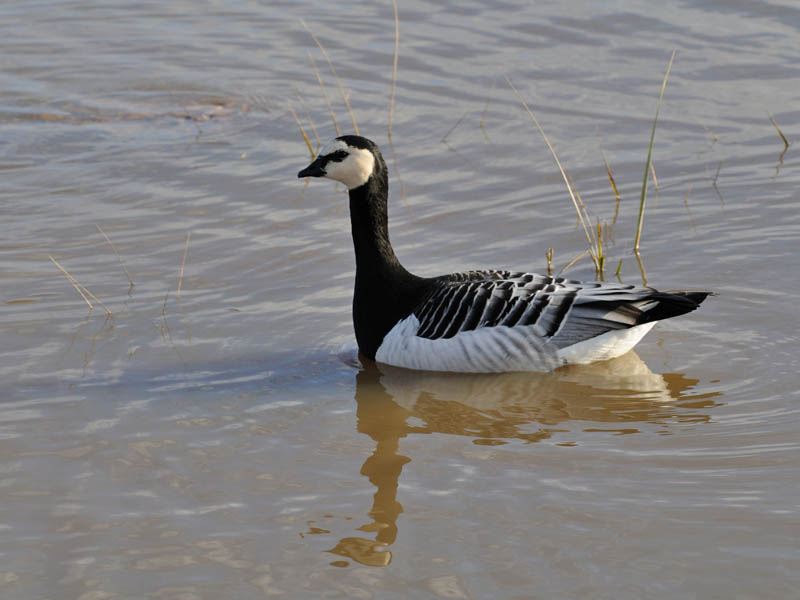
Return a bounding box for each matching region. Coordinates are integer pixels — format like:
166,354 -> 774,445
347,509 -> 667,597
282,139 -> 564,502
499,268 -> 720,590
327,351 -> 721,567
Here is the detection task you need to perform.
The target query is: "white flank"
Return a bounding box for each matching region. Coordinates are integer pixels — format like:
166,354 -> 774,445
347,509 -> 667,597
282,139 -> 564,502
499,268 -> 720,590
321,140 -> 375,189
555,322 -> 656,365
375,315 -> 658,373
376,314 -> 559,373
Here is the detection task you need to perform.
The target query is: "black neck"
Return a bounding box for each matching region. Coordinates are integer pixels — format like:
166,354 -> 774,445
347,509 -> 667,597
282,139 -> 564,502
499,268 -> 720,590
349,169 -> 402,275
348,167 -> 430,360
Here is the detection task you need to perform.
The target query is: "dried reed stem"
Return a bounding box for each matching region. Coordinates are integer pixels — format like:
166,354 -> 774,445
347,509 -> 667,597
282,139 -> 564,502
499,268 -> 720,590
50,256 -> 92,309
558,248 -> 591,275
596,220 -> 605,280
707,160 -> 725,204
296,90 -> 321,150
308,50 -> 340,136
545,247 -> 554,277
289,102 -> 315,159
505,76 -> 598,269
177,232 -> 190,300
49,255 -> 112,315
96,224 -> 134,286
442,110 -> 468,143
634,249 -> 648,286
712,160 -> 723,188
633,50 -> 675,252
570,174 -> 605,277
600,148 -> 621,227
769,115 -> 790,172
649,161 -> 658,189
301,19 -> 358,134
388,0 -> 400,137
768,115 -> 790,149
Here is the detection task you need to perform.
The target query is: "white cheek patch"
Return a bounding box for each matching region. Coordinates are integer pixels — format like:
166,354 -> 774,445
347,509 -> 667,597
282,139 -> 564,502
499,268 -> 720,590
324,146 -> 375,189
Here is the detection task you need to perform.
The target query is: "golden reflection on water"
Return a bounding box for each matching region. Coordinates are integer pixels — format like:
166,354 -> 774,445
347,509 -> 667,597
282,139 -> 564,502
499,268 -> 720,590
329,352 -> 721,567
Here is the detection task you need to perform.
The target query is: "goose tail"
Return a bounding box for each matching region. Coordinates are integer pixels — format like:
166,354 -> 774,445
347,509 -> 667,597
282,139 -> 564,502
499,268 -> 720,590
637,290 -> 714,325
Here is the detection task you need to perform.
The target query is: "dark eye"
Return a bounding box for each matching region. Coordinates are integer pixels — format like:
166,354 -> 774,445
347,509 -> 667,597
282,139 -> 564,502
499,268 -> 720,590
327,149 -> 349,163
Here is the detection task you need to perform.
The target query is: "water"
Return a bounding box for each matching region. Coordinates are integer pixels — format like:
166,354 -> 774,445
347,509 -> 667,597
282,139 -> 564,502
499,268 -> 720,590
2,1 -> 799,598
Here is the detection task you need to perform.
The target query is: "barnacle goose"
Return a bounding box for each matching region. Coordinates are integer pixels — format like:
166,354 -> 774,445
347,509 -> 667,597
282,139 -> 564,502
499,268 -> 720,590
298,135 -> 710,373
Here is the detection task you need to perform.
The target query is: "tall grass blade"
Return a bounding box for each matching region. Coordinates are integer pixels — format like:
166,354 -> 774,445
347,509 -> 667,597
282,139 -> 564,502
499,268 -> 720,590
633,50 -> 675,252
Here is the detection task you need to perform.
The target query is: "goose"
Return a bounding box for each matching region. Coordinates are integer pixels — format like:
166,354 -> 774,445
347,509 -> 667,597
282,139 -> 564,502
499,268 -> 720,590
298,135 -> 710,373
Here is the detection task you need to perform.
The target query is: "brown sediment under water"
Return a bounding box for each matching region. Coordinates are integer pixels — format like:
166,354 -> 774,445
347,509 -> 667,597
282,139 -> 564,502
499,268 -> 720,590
1,1 -> 798,598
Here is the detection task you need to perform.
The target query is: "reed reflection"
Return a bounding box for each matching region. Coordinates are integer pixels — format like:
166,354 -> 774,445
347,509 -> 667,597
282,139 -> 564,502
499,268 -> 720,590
328,352 -> 721,566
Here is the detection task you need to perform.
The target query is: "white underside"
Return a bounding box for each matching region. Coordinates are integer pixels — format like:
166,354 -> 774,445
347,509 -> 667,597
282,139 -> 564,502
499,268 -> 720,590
374,315 -> 657,373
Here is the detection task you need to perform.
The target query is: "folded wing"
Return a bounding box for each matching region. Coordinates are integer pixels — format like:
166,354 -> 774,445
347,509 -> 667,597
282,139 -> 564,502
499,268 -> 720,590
413,270 -> 707,349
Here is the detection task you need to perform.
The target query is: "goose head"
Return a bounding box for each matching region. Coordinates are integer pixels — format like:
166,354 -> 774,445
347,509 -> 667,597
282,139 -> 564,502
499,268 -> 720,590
298,135 -> 380,190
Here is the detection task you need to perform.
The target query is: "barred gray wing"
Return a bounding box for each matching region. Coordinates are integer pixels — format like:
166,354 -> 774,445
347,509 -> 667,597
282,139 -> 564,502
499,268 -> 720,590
413,270 -> 658,349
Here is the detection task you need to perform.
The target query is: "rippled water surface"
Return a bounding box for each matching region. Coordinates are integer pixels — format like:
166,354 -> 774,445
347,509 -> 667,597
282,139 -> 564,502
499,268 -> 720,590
2,1 -> 799,598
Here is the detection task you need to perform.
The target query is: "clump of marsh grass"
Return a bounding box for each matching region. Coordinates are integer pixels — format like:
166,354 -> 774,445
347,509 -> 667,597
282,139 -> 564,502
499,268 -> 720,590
51,226 -> 194,358
505,51 -> 676,283
505,75 -> 605,278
